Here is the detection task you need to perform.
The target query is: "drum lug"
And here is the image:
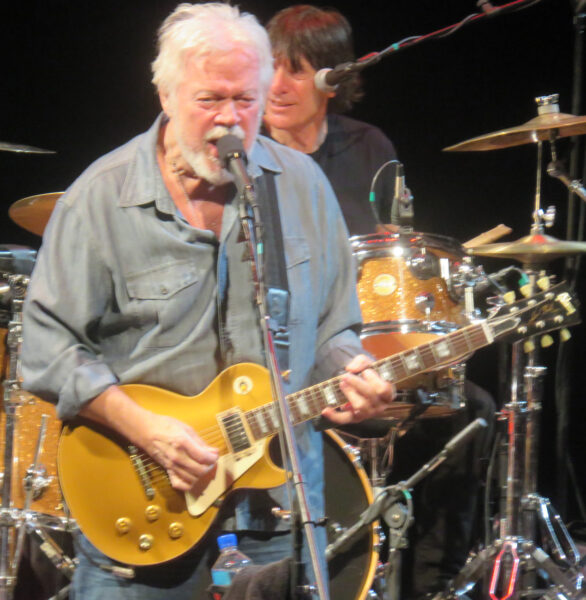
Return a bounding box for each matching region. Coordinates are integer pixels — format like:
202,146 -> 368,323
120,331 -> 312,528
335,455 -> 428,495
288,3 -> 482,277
415,292 -> 435,319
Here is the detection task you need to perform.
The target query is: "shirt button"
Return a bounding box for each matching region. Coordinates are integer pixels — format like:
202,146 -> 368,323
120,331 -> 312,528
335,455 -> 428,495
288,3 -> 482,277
160,285 -> 168,295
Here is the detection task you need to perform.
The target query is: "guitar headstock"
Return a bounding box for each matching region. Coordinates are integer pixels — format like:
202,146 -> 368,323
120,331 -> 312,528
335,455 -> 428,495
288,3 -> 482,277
487,281 -> 581,346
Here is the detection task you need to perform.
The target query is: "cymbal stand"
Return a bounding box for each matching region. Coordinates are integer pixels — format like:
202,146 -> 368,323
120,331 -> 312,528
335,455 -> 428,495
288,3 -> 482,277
0,273 -> 29,600
431,268 -> 584,600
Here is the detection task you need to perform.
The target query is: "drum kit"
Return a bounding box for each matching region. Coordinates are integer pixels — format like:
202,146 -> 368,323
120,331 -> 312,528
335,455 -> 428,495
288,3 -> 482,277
1,92 -> 586,600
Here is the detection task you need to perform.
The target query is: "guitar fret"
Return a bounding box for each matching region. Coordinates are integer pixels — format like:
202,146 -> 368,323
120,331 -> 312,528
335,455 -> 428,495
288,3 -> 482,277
295,392 -> 310,418
418,345 -> 438,369
322,382 -> 338,408
377,360 -> 394,381
389,356 -> 408,381
430,338 -> 453,361
403,350 -> 423,373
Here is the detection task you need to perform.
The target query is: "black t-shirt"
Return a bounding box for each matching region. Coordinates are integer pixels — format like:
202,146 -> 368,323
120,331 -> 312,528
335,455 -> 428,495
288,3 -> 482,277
264,114 -> 398,236
310,114 -> 398,236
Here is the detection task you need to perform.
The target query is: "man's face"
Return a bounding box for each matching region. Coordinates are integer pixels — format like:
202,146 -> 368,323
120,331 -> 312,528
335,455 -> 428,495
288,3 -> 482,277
161,46 -> 263,185
264,56 -> 332,133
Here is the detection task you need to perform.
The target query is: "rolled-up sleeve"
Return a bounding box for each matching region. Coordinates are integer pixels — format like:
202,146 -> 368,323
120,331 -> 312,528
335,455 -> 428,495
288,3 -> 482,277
22,198 -> 118,420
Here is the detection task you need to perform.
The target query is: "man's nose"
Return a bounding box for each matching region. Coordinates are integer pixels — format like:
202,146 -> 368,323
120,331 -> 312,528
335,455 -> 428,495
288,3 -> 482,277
270,65 -> 289,94
215,99 -> 239,126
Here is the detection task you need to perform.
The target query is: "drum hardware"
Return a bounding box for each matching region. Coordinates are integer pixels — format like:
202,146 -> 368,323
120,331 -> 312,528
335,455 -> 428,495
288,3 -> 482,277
0,273 -> 75,600
327,419 -> 487,600
8,192 -> 63,237
431,313 -> 584,600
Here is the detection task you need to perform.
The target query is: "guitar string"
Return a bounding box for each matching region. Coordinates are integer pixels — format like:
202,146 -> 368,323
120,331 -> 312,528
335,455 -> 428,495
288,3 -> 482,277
127,328 -> 488,484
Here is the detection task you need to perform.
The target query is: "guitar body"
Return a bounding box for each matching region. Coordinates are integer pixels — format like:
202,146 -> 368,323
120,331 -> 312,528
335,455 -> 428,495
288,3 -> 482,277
58,363 -> 286,566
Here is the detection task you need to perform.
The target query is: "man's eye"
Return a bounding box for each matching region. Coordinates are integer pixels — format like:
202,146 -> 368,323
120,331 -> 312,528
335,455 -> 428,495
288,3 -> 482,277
196,97 -> 218,107
236,97 -> 256,107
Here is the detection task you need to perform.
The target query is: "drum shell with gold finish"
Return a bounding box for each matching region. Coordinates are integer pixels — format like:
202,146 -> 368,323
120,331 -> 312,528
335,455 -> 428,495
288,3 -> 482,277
352,233 -> 468,415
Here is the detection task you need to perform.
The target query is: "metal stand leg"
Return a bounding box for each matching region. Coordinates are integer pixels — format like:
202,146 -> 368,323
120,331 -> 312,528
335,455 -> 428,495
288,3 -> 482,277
432,272 -> 584,600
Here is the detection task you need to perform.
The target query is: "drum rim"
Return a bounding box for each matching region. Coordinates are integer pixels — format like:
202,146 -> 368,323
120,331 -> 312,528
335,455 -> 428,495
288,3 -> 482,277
324,430 -> 379,600
349,231 -> 465,257
361,320 -> 462,336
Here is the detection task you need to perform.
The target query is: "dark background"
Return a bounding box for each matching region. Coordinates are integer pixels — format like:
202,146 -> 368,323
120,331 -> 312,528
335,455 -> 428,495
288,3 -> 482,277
3,1 -> 586,522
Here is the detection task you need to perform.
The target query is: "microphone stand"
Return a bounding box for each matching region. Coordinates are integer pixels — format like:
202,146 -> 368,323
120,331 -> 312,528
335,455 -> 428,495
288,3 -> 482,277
325,418 -> 488,600
317,0 -> 543,88
232,171 -> 329,600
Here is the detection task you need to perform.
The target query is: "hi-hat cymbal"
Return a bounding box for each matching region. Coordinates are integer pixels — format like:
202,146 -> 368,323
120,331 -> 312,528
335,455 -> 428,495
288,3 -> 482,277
469,232 -> 586,263
0,141 -> 56,154
8,192 -> 63,236
444,112 -> 586,152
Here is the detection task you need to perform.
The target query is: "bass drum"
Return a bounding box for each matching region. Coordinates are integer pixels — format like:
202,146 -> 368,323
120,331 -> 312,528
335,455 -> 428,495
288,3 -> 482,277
324,430 -> 379,600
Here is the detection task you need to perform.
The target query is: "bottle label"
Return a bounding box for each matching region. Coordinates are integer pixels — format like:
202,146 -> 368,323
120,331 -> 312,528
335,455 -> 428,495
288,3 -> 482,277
211,570 -> 233,586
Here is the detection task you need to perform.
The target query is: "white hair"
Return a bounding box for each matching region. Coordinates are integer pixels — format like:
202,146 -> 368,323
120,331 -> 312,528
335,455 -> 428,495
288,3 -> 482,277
152,3 -> 273,103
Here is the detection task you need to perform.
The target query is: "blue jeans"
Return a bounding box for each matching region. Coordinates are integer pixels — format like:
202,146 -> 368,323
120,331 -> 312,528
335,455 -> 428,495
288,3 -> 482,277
71,526 -> 328,600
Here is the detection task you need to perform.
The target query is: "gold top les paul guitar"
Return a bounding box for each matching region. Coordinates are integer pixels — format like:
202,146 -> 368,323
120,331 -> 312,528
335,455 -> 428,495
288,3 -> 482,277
57,282 -> 580,566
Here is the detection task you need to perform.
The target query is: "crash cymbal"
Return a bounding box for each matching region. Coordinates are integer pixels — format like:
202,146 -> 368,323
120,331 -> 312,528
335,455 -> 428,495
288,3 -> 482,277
0,141 -> 56,154
444,112 -> 586,152
468,232 -> 586,263
8,192 -> 63,236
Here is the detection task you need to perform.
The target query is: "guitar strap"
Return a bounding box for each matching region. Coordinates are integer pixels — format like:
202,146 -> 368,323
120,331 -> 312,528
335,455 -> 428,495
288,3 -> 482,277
254,171 -> 291,373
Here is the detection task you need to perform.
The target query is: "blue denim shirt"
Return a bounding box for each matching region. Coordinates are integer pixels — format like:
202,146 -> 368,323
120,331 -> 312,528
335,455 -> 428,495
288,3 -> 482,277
22,114 -> 364,532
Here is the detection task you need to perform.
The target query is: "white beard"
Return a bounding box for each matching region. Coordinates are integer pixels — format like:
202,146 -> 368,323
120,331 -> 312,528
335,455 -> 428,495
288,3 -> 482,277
172,122 -> 247,186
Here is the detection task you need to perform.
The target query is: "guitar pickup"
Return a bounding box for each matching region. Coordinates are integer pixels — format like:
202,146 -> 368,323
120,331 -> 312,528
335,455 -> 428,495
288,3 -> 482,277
218,409 -> 253,456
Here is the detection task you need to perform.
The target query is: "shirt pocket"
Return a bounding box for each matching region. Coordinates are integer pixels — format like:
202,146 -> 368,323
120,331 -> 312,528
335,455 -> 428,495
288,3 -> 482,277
125,259 -> 202,348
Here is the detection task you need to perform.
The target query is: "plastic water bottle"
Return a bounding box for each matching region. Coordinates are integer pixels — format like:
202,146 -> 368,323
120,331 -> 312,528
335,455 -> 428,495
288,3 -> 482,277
211,533 -> 252,586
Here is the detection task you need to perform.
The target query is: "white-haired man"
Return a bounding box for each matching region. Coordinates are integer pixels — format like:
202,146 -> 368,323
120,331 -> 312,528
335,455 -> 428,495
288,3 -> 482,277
21,3 -> 394,598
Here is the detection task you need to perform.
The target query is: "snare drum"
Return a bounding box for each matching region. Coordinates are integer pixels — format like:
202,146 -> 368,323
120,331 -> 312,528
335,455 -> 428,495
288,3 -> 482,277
324,430 -> 379,600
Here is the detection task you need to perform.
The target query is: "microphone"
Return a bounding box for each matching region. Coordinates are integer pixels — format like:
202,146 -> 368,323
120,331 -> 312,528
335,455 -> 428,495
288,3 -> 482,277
314,60 -> 367,93
215,134 -> 253,197
394,162 -> 406,207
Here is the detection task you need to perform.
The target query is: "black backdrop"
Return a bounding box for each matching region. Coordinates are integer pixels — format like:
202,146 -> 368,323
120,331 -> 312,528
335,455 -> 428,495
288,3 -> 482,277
3,0 -> 586,521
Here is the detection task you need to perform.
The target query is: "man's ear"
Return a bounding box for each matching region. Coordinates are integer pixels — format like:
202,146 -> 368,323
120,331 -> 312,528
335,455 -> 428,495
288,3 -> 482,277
159,89 -> 171,116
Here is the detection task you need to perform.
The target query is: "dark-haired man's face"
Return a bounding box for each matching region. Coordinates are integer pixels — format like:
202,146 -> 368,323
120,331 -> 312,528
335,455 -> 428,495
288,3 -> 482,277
264,56 -> 333,134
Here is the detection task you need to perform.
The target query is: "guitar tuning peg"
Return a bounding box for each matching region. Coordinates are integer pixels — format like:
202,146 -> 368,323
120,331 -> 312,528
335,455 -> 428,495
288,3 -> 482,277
537,276 -> 551,291
503,291 -> 516,305
541,335 -> 554,348
519,284 -> 532,298
524,339 -> 535,353
560,328 -> 572,342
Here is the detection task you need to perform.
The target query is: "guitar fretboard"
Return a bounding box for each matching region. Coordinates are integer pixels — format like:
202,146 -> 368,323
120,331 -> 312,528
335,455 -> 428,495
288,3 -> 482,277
244,321 -> 491,441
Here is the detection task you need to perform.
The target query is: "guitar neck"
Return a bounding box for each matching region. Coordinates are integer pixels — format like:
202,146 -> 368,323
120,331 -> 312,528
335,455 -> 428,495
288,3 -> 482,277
243,320 -> 492,441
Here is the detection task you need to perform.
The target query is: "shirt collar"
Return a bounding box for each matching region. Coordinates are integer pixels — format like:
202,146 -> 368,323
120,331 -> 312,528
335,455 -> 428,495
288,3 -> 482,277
119,114 -> 282,210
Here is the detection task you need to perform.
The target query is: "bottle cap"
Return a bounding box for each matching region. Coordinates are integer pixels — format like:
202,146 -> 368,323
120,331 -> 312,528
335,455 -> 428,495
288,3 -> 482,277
217,533 -> 238,550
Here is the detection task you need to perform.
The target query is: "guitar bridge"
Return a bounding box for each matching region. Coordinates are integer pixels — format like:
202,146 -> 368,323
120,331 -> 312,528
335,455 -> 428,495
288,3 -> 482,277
129,445 -> 155,500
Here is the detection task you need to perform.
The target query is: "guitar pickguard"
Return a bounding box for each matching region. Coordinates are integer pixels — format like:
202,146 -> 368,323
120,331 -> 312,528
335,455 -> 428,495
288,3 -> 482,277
185,441 -> 265,516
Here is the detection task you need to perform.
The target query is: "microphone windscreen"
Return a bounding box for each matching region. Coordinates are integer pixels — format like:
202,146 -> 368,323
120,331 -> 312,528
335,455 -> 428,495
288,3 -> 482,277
216,134 -> 246,167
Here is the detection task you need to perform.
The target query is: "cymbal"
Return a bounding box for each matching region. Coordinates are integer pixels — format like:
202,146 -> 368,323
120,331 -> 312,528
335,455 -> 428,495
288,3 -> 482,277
8,192 -> 63,236
0,141 -> 56,154
444,112 -> 586,152
468,232 -> 586,263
